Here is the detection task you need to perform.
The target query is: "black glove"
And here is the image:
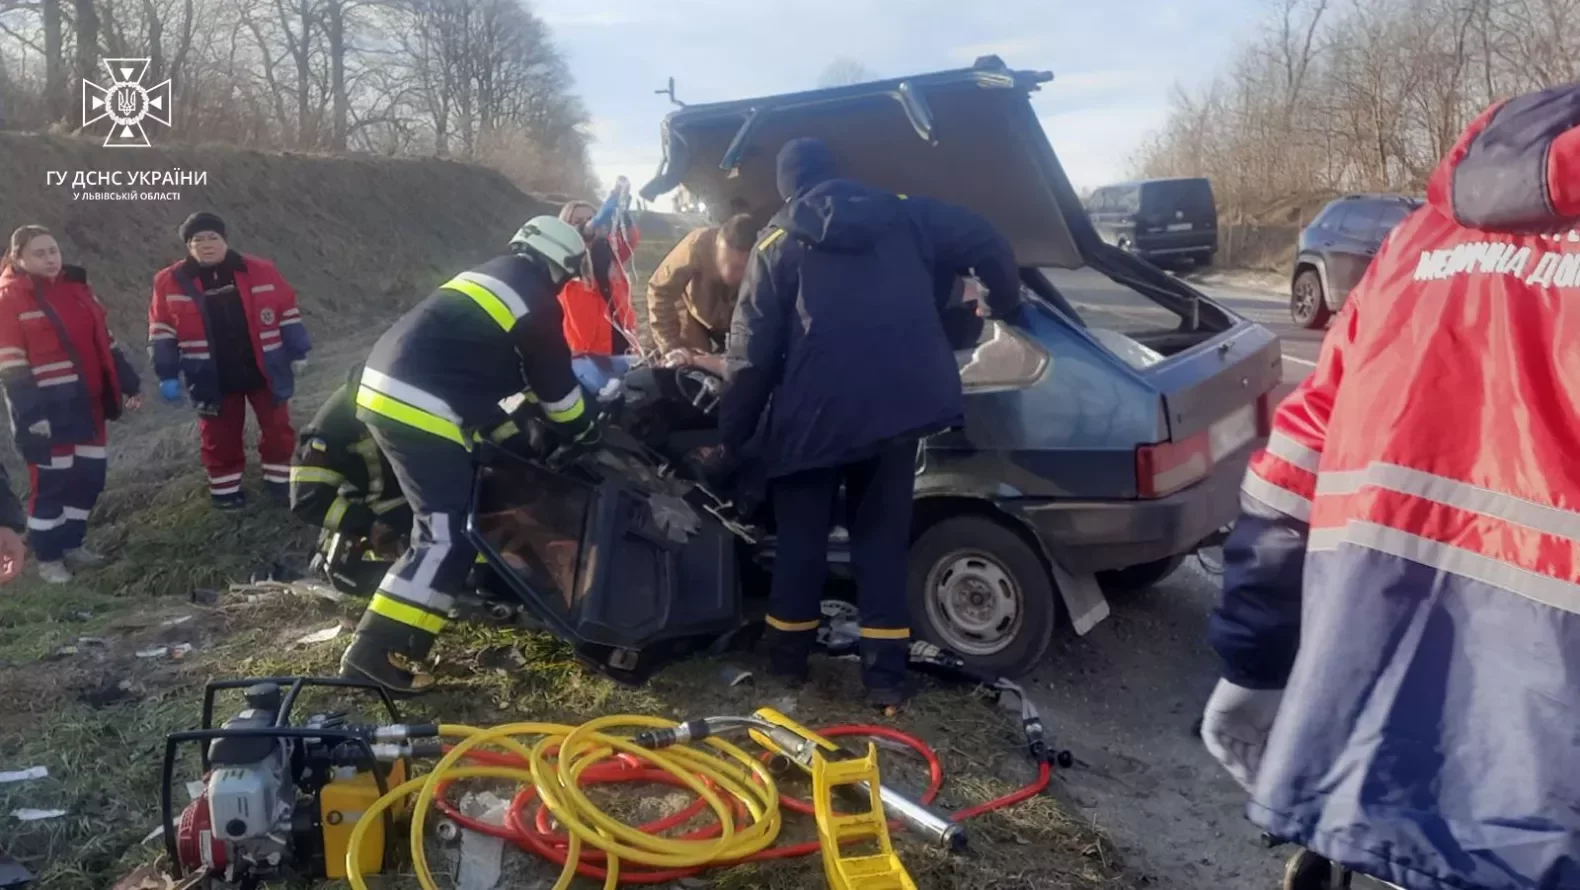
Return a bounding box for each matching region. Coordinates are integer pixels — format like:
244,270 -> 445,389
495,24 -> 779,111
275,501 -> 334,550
683,444 -> 739,489
546,421 -> 602,471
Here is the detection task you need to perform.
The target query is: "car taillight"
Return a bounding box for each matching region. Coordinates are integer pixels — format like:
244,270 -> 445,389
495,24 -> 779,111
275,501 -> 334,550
1136,431 -> 1213,498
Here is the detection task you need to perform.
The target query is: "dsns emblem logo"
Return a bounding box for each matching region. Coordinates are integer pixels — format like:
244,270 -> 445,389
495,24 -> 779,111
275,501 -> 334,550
82,58 -> 172,148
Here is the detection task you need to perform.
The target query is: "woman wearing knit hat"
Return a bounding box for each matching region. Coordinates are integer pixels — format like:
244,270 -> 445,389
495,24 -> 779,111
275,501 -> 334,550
148,212 -> 312,509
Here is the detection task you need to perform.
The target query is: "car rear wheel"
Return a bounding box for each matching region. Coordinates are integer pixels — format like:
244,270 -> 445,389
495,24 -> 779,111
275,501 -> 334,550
1097,554 -> 1186,595
1291,269 -> 1332,329
907,516 -> 1056,678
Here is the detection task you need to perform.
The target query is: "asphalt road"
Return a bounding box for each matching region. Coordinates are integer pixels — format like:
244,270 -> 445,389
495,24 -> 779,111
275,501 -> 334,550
1021,269 -> 1314,890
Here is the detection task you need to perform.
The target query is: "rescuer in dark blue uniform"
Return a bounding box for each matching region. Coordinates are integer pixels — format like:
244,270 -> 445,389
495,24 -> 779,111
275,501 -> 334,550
719,138 -> 1021,706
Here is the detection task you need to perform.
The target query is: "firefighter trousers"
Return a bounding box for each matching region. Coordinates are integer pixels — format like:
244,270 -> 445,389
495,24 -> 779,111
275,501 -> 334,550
350,420 -> 477,662
764,438 -> 918,691
199,388 -> 295,502
28,435 -> 109,563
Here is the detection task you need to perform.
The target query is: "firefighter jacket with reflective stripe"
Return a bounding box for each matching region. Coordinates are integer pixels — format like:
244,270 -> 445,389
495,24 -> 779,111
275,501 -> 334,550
559,222 -> 639,356
0,264 -> 140,463
358,252 -> 592,445
148,252 -> 310,411
291,379 -> 410,538
1209,86 -> 1580,890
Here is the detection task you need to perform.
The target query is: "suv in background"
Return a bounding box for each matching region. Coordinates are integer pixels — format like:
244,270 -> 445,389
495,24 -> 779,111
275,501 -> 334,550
1291,193 -> 1423,328
1084,177 -> 1219,269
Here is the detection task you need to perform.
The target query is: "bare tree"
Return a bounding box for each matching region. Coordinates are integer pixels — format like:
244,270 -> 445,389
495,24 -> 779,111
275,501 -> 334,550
817,56 -> 875,88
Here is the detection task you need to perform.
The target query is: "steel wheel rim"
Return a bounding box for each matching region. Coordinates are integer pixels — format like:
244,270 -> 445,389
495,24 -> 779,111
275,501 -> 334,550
925,550 -> 1024,656
1292,277 -> 1320,321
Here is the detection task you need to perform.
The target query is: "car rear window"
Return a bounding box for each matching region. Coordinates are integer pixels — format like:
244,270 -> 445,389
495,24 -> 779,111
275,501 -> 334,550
1140,179 -> 1215,222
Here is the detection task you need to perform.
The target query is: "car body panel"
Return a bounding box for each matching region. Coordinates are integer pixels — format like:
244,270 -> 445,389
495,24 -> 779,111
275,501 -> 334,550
640,56 -> 1282,627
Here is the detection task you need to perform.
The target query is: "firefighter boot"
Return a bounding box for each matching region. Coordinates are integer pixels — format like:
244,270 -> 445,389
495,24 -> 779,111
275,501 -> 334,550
764,624 -> 817,687
861,638 -> 917,710
339,627 -> 437,697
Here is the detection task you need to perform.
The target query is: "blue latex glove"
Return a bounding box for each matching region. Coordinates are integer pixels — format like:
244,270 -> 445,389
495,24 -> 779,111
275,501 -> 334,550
159,379 -> 183,404
588,191 -> 620,232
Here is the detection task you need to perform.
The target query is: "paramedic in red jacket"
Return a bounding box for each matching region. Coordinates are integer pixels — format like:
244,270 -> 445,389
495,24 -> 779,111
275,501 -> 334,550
149,212 -> 310,509
1201,83 -> 1580,890
0,225 -> 142,584
556,180 -> 640,356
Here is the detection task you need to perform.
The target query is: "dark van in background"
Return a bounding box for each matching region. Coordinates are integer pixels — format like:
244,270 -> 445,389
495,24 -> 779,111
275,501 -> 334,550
1084,177 -> 1219,269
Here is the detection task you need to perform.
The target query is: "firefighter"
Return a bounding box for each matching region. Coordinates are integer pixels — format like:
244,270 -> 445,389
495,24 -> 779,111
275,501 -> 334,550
719,138 -> 1019,707
289,363 -> 412,592
149,212 -> 310,509
556,178 -> 641,356
339,215 -> 597,694
0,225 -> 142,584
1201,84 -> 1580,890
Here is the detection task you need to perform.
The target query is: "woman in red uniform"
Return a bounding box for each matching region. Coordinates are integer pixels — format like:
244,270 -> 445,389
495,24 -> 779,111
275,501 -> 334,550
556,179 -> 641,356
0,226 -> 142,583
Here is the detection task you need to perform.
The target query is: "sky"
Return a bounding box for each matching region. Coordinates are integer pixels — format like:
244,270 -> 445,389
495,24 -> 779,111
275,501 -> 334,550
534,0 -> 1267,208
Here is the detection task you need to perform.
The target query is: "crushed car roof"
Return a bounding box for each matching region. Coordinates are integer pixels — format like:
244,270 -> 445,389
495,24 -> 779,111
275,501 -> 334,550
640,56 -> 1087,268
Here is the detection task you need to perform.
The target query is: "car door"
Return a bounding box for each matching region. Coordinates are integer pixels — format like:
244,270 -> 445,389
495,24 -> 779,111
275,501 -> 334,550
1328,200 -> 1383,306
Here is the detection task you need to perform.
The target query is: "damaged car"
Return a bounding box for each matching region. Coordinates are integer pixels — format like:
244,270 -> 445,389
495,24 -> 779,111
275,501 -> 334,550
378,57 -> 1283,684
632,55 -> 1283,677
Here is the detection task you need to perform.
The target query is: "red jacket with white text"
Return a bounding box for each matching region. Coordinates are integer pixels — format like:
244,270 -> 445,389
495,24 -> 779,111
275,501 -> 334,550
1209,85 -> 1580,889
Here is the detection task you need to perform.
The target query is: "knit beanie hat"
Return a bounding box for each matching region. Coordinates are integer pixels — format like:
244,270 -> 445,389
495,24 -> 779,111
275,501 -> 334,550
179,211 -> 227,243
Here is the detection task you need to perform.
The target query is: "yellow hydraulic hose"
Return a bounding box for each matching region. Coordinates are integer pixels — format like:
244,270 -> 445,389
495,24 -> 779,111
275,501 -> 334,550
344,718 -> 782,890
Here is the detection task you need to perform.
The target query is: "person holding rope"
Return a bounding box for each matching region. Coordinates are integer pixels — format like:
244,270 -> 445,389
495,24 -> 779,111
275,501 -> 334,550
556,178 -> 641,357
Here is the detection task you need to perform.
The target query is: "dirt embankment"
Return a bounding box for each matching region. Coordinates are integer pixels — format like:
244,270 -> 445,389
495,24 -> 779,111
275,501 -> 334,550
0,133 -> 556,350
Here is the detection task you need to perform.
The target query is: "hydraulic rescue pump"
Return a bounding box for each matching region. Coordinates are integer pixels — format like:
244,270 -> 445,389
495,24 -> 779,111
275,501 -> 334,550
162,677 -> 438,888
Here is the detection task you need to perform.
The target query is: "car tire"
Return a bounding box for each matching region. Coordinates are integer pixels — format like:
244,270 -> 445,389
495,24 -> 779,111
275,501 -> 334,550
1097,554 -> 1186,595
1291,268 -> 1332,329
907,516 -> 1056,678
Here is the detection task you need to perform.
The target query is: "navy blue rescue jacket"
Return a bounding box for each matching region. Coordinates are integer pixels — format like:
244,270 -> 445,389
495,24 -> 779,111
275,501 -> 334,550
719,179 -> 1018,479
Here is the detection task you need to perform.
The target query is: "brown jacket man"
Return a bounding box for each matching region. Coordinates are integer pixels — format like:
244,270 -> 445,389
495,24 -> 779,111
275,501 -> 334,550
646,214 -> 755,355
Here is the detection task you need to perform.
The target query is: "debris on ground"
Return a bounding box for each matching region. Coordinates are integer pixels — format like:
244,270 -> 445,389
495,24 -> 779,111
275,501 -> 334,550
718,664 -> 753,687
11,808 -> 66,821
0,854 -> 33,888
108,863 -> 180,890
457,792 -> 509,890
189,588 -> 221,606
0,766 -> 47,784
159,615 -> 194,628
291,623 -> 345,646
135,643 -> 194,659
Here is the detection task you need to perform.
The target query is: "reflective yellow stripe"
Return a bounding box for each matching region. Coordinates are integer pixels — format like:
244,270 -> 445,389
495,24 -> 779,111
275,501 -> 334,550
757,228 -> 786,251
475,552 -> 489,565
356,386 -> 466,446
766,615 -> 820,633
489,421 -> 520,443
350,438 -> 384,499
522,389 -> 540,404
859,626 -> 911,640
897,194 -> 908,200
368,593 -> 445,634
324,497 -> 350,531
290,466 -> 345,487
442,277 -> 516,331
545,392 -> 586,424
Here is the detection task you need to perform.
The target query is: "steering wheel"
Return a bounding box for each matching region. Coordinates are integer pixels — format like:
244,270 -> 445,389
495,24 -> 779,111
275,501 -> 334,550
673,367 -> 723,416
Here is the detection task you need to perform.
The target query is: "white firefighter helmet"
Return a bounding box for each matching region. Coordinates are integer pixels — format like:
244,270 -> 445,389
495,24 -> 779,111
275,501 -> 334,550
508,215 -> 587,283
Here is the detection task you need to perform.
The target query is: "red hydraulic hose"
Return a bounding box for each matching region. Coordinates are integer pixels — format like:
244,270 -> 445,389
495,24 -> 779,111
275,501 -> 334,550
430,723 -> 1051,885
